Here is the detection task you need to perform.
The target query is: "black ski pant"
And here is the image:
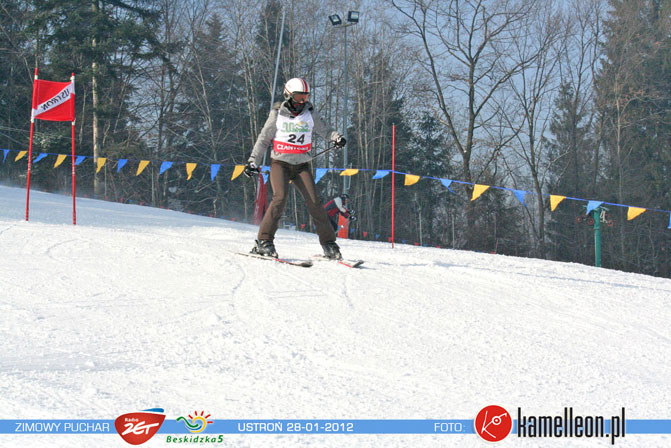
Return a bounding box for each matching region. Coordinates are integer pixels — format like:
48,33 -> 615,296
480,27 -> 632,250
258,159 -> 336,245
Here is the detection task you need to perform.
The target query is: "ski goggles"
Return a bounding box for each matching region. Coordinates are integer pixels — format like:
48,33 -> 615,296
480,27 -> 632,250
291,92 -> 310,103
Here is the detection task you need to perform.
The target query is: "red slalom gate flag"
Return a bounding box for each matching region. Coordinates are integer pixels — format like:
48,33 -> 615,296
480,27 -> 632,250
25,70 -> 77,225
31,78 -> 75,122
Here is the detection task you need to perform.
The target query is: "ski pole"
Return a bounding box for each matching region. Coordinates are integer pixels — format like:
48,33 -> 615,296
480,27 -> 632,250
310,144 -> 339,161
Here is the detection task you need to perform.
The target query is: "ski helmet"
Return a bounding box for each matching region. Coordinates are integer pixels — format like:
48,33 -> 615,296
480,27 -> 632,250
340,193 -> 350,202
283,78 -> 311,103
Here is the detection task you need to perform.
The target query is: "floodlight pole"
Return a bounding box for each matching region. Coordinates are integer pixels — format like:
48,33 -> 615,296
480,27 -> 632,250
263,3 -> 286,167
343,23 -> 350,194
330,12 -> 359,194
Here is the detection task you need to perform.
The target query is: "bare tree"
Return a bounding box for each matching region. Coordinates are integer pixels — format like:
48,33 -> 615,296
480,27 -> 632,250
389,0 -> 538,249
500,0 -> 563,258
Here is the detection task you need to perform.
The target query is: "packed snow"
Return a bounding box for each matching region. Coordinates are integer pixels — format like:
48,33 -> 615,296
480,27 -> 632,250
0,184 -> 669,447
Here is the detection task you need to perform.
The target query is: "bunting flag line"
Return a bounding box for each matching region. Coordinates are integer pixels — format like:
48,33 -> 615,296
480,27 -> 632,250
404,174 -> 420,186
340,169 -> 359,176
471,184 -> 490,201
211,164 -> 220,181
96,157 -> 106,173
513,190 -> 527,207
231,165 -> 244,180
159,161 -> 173,175
33,153 -> 48,164
440,179 -> 455,193
3,144 -> 671,231
372,170 -> 390,179
586,200 -> 603,215
54,154 -> 67,168
186,163 -> 197,180
315,168 -> 328,184
627,207 -> 646,221
136,160 -> 150,176
550,195 -> 566,211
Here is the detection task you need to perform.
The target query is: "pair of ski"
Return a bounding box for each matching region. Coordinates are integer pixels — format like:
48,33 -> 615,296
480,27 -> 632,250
237,251 -> 364,269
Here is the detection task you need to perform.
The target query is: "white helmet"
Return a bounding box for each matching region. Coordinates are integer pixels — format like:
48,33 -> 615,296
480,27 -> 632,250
283,77 -> 310,101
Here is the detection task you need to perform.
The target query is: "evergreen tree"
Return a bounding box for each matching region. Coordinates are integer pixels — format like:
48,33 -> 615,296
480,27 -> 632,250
545,82 -> 595,265
27,0 -> 161,196
595,0 -> 671,274
168,14 -> 246,218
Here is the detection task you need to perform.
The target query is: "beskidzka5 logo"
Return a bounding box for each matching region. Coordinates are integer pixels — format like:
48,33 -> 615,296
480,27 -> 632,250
114,408 -> 166,445
177,410 -> 213,433
475,405 -> 513,442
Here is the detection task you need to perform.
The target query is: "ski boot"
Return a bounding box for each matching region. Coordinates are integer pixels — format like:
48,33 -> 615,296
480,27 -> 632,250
322,241 -> 342,260
251,239 -> 278,258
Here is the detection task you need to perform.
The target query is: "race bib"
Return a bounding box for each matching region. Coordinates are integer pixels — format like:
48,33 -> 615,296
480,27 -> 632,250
273,109 -> 314,154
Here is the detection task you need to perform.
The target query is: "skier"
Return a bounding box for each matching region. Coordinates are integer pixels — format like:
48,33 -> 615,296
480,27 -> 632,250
244,77 -> 346,260
324,193 -> 357,233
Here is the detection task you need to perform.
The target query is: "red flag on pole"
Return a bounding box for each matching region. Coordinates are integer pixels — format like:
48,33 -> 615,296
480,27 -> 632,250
26,69 -> 77,224
31,79 -> 75,122
253,174 -> 268,225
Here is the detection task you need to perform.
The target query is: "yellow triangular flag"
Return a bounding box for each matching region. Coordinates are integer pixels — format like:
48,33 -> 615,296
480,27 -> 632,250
231,165 -> 245,180
471,184 -> 490,201
627,207 -> 646,221
186,163 -> 197,180
340,169 -> 359,176
15,151 -> 27,162
54,154 -> 67,168
404,174 -> 420,186
136,160 -> 150,176
550,195 -> 566,211
96,157 -> 107,173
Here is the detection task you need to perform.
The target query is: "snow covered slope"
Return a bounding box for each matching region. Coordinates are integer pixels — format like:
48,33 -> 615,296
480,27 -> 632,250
0,185 -> 669,447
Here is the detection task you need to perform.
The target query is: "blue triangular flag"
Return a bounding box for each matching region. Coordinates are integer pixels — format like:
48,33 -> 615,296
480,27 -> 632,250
375,234 -> 380,239
33,153 -> 48,164
315,168 -> 328,184
117,159 -> 128,173
440,179 -> 456,193
262,173 -> 269,184
210,164 -> 220,181
372,170 -> 390,179
2,149 -> 8,162
513,190 -> 527,207
159,161 -> 173,175
585,200 -> 603,215
75,156 -> 86,165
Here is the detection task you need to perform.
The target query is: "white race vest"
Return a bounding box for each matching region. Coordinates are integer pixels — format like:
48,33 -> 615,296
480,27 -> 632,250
273,109 -> 314,154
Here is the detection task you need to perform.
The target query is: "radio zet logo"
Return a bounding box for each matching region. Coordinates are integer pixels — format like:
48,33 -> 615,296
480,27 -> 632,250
475,405 -> 512,442
114,408 -> 166,445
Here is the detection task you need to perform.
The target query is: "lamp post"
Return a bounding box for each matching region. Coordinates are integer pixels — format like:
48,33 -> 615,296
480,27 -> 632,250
329,11 -> 359,194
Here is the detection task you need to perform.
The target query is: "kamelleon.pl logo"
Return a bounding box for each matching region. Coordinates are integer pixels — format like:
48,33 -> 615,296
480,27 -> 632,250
177,410 -> 213,433
114,408 -> 166,445
475,405 -> 513,442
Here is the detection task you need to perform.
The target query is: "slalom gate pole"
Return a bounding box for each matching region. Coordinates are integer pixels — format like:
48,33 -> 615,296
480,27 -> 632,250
392,124 -> 396,248
71,73 -> 77,225
25,68 -> 39,222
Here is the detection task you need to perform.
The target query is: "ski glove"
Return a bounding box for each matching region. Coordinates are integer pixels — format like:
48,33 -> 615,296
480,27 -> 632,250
334,135 -> 346,148
349,215 -> 357,222
244,161 -> 260,178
